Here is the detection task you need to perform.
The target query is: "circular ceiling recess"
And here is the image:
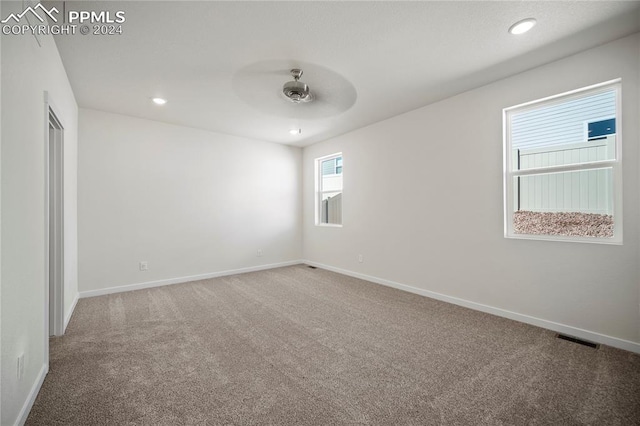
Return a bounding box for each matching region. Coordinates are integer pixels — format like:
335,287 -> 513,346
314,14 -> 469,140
232,60 -> 357,120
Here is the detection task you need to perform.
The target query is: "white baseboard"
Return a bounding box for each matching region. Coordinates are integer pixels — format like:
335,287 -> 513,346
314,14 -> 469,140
15,363 -> 48,426
63,292 -> 79,332
303,260 -> 640,354
79,260 -> 303,298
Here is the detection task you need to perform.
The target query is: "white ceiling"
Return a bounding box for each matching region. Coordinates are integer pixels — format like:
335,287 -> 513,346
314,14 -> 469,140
51,1 -> 640,146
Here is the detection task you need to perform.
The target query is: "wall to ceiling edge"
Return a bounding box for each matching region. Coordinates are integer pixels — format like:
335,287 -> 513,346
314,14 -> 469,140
1,8 -> 79,425
303,33 -> 640,348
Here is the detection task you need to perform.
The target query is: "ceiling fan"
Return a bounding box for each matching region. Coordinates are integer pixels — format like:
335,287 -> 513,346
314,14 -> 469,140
282,69 -> 313,103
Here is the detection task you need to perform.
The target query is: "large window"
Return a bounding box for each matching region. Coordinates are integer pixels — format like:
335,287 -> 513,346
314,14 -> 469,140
503,80 -> 622,243
316,153 -> 343,226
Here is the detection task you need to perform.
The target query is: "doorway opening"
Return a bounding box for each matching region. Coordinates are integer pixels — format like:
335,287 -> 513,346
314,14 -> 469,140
48,108 -> 64,337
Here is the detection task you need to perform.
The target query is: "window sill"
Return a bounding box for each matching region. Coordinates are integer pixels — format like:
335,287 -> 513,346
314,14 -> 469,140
504,233 -> 622,245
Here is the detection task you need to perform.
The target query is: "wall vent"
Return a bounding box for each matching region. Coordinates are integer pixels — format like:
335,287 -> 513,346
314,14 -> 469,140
556,334 -> 599,349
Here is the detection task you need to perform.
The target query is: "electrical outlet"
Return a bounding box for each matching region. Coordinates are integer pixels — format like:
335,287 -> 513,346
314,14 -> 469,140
139,261 -> 148,271
358,254 -> 363,263
17,354 -> 24,380
257,249 -> 263,257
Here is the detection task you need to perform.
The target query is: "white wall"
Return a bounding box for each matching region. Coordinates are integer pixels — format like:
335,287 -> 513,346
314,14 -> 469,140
1,6 -> 79,425
303,34 -> 640,346
78,109 -> 302,294
0,1 -> 3,423
637,33 -> 640,340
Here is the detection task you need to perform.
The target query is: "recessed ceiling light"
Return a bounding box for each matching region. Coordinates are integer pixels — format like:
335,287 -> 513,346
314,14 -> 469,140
289,128 -> 301,135
509,18 -> 536,35
152,97 -> 167,105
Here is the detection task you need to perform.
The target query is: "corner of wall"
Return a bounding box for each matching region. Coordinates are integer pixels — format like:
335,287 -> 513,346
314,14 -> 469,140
63,293 -> 79,332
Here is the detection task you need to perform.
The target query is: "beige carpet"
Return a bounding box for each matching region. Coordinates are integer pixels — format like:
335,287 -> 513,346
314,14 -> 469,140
27,265 -> 640,425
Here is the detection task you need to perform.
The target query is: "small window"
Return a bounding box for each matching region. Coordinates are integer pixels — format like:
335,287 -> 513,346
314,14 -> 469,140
316,153 -> 343,226
503,80 -> 622,243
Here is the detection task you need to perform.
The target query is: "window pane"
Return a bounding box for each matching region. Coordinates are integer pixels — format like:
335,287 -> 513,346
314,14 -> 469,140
512,89 -> 616,170
512,168 -> 613,238
322,173 -> 342,192
320,191 -> 342,225
316,153 -> 343,226
321,159 -> 335,175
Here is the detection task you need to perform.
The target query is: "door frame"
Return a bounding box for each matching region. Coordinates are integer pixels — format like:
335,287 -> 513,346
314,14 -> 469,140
44,91 -> 65,360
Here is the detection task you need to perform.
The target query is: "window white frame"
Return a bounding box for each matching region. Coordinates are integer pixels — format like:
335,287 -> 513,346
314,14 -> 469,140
315,152 -> 343,227
503,79 -> 622,244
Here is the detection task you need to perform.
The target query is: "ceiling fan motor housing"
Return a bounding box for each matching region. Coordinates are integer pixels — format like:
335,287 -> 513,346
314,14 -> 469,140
283,69 -> 313,103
